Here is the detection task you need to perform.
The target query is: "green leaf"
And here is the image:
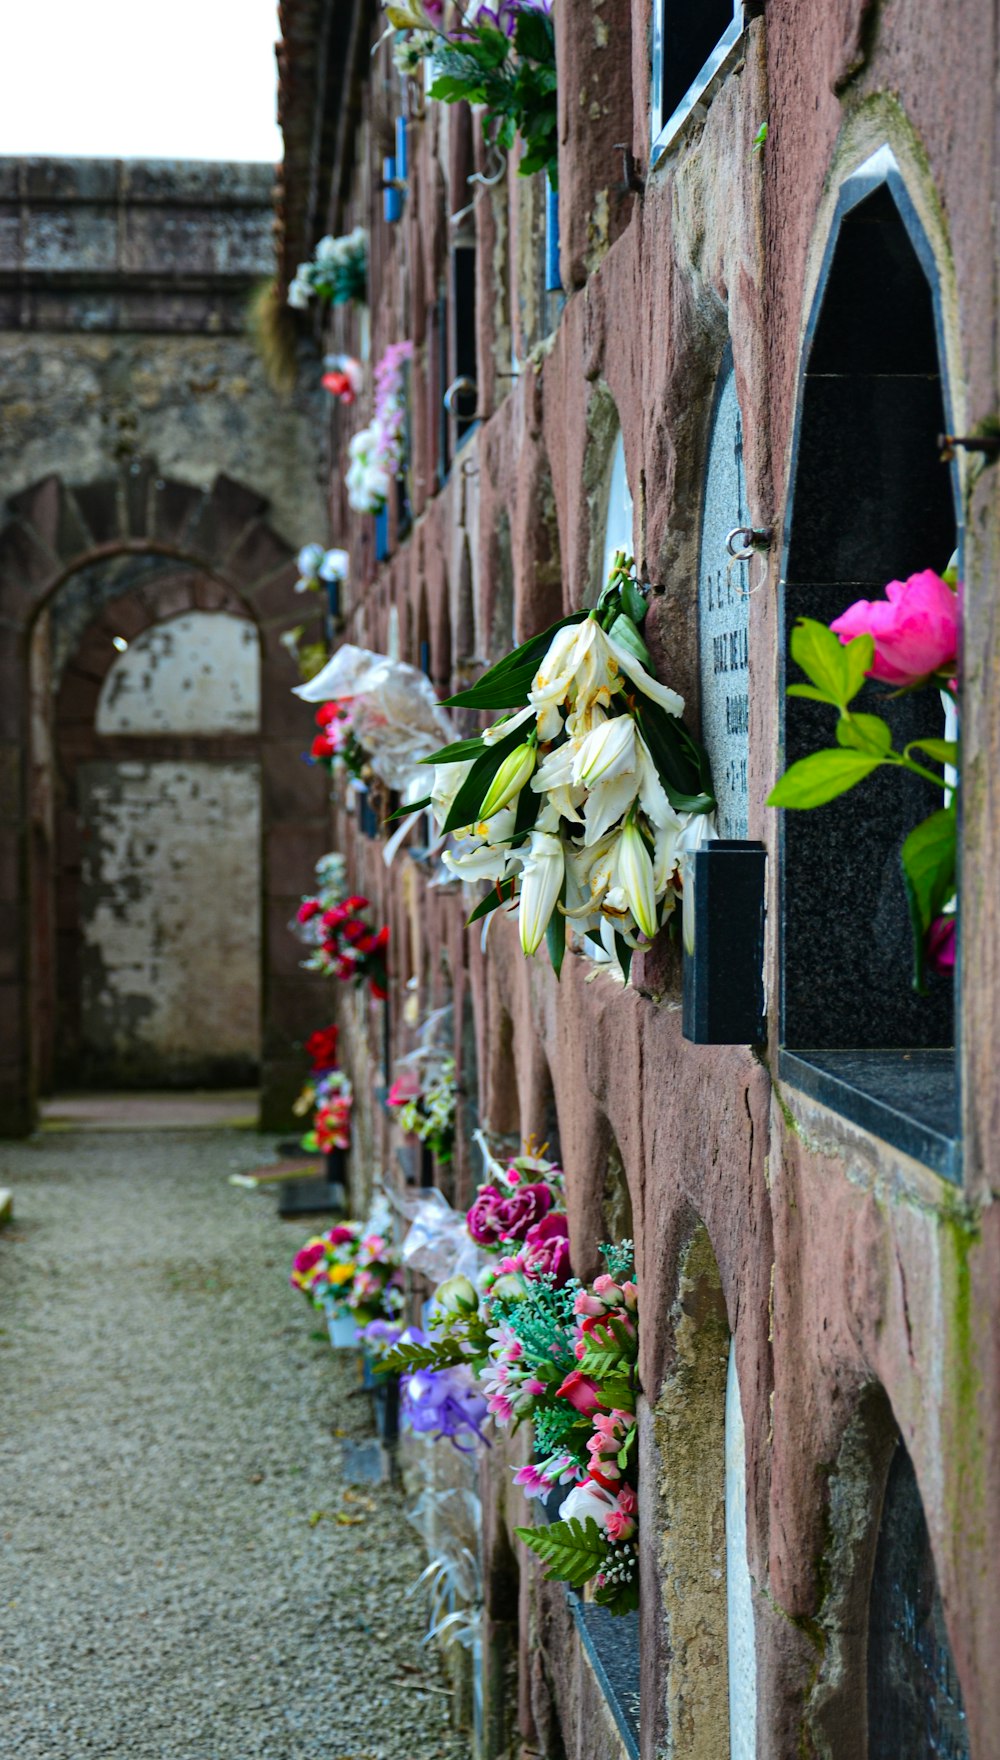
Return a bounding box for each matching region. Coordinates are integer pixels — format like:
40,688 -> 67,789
515,1516 -> 609,1590
546,881 -> 566,978
597,1376 -> 635,1412
466,878 -> 517,925
620,579 -> 648,626
901,804 -> 957,991
836,712 -> 893,755
441,723 -> 527,834
513,7 -> 555,63
440,612 -> 588,710
376,1337 -> 466,1375
787,683 -> 842,704
418,733 -> 489,765
385,794 -> 431,821
904,738 -> 959,767
576,1348 -> 624,1379
615,933 -> 632,983
767,748 -> 882,808
593,1574 -> 639,1615
789,618 -> 873,709
633,696 -> 716,812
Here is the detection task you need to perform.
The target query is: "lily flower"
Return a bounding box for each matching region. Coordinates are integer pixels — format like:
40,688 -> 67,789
518,831 -> 565,955
528,617 -> 685,745
619,816 -> 658,939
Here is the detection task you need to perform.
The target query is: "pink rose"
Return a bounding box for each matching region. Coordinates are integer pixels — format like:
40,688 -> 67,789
605,1507 -> 637,1543
466,1184 -> 509,1245
556,1369 -> 602,1416
927,915 -> 956,974
497,1181 -> 554,1241
521,1212 -> 571,1285
830,569 -> 959,687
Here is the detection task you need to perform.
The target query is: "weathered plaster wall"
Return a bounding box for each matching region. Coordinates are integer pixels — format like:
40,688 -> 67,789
97,611 -> 260,736
79,759 -> 260,1084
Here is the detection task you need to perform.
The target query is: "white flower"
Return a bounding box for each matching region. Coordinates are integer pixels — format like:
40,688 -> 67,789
572,715 -> 636,787
314,234 -> 343,266
528,616 -> 685,746
296,542 -> 325,583
319,548 -> 349,582
559,1480 -> 618,1530
618,818 -> 658,939
430,758 -> 473,830
518,831 -> 565,955
287,277 -> 313,310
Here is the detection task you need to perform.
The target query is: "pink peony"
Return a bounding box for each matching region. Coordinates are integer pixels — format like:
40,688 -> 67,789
556,1370 -> 602,1416
927,914 -> 956,974
521,1212 -> 572,1285
498,1181 -> 554,1241
466,1184 -> 509,1244
830,569 -> 960,687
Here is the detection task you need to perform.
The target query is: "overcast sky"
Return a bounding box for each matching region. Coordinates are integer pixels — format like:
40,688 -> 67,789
0,0 -> 283,161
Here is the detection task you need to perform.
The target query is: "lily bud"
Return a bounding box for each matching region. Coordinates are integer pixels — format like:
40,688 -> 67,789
479,742 -> 537,820
619,818 -> 658,940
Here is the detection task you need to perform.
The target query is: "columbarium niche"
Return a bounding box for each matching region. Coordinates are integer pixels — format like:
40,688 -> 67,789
698,348 -> 750,839
867,1440 -> 969,1757
779,154 -> 960,1178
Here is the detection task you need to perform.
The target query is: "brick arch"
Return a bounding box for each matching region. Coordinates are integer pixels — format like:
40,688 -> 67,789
1,467 -> 330,1133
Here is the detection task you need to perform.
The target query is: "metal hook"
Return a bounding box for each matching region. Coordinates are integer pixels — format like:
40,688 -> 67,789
443,376 -> 479,417
725,526 -> 773,596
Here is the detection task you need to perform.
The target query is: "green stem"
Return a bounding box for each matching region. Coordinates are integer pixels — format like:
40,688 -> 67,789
884,751 -> 957,796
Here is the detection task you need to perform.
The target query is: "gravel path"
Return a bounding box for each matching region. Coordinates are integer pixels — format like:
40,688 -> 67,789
0,1127 -> 469,1759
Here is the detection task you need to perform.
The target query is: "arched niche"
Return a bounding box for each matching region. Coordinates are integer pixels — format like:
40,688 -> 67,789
601,431 -> 635,596
601,1133 -> 635,1247
652,1223 -> 732,1757
778,151 -> 961,1179
867,1439 -> 969,1756
583,383 -> 635,607
805,1386 -> 969,1756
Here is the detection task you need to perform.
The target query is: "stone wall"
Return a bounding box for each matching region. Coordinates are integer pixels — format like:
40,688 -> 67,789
0,158 -> 331,1124
281,0 -> 1000,1755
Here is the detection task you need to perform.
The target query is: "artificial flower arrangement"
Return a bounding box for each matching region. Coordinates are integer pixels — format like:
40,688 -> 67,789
288,227 -> 368,310
322,353 -> 363,405
297,893 -> 391,1000
293,1024 -> 354,1153
307,700 -> 368,782
386,0 -> 557,184
346,340 -> 413,515
394,552 -> 715,978
382,1232 -> 640,1614
295,544 -> 350,595
387,1054 -> 458,1163
291,1218 -> 405,1325
769,564 -> 959,988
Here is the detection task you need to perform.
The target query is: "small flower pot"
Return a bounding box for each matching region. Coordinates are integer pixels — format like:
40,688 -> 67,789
326,1310 -> 361,1349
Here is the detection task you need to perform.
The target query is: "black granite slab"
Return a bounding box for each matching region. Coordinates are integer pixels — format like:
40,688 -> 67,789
778,1048 -> 960,1183
567,1593 -> 641,1759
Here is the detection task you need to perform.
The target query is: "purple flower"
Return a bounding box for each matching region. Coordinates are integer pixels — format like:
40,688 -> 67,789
401,1365 -> 490,1451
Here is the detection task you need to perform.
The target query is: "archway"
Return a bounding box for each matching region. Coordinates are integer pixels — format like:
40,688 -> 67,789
0,467 -> 330,1132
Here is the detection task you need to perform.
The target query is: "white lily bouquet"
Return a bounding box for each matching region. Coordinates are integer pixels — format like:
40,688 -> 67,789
395,555 -> 716,977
